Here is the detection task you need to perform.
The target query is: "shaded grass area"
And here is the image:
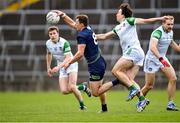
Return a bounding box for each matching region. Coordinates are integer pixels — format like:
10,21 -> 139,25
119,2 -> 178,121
0,90 -> 180,122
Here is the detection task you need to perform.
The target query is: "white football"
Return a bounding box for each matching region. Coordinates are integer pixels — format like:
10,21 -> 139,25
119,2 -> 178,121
46,11 -> 60,24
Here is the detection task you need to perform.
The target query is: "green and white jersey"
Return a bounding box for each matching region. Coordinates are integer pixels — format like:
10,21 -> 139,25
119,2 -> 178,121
146,26 -> 173,60
46,37 -> 73,63
113,17 -> 141,54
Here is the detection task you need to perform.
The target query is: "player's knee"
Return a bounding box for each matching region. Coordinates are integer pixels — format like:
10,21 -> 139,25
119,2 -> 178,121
145,83 -> 154,90
69,84 -> 76,92
92,92 -> 99,97
169,76 -> 177,83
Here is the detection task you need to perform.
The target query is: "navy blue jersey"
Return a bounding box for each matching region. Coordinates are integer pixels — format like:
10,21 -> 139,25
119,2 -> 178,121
77,26 -> 100,64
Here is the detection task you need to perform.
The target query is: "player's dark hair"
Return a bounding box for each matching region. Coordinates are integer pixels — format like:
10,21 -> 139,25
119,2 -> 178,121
119,3 -> 132,18
76,15 -> 89,27
48,26 -> 59,33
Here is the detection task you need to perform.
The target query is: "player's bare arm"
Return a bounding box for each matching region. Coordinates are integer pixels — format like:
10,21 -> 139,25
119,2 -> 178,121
63,44 -> 85,69
96,31 -> 115,40
135,16 -> 168,25
150,37 -> 170,67
52,10 -> 76,29
46,49 -> 53,77
170,40 -> 180,52
51,53 -> 72,73
150,37 -> 161,59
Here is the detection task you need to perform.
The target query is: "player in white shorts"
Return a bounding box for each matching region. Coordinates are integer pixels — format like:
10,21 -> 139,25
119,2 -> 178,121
96,3 -> 168,112
46,26 -> 87,110
142,16 -> 179,111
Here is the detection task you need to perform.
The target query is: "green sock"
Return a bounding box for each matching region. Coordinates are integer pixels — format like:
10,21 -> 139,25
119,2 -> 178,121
79,101 -> 84,107
78,84 -> 85,91
139,96 -> 145,101
128,85 -> 137,90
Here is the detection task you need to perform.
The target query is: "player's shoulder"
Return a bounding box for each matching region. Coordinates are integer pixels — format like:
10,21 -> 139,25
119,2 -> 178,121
80,26 -> 93,34
153,26 -> 163,33
46,39 -> 51,46
59,37 -> 68,43
126,17 -> 136,25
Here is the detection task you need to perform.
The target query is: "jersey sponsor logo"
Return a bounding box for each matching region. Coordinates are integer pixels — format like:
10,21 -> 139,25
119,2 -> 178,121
90,75 -> 100,80
59,47 -> 63,51
148,67 -> 152,72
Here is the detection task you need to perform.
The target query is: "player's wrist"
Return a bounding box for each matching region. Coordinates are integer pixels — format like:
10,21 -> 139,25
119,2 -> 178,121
61,13 -> 66,18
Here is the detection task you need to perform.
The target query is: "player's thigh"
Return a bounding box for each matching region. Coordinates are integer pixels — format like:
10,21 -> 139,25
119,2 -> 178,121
145,73 -> 156,87
112,57 -> 133,72
126,65 -> 140,80
59,77 -> 69,91
89,79 -> 103,95
161,65 -> 177,81
68,72 -> 78,85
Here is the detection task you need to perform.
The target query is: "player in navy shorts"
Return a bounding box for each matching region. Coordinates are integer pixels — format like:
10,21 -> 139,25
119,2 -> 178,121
52,10 -> 121,112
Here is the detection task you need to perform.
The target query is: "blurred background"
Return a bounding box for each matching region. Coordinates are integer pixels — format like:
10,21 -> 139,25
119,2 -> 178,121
0,0 -> 180,91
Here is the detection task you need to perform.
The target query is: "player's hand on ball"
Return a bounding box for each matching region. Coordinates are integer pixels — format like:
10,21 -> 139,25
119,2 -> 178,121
51,10 -> 65,17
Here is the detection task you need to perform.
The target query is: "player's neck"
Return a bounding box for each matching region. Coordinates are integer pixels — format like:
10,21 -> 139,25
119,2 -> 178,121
162,26 -> 169,33
80,26 -> 86,31
52,37 -> 59,43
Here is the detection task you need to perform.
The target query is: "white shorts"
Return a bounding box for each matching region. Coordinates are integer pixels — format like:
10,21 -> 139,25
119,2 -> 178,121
122,47 -> 145,66
59,62 -> 78,78
143,56 -> 170,73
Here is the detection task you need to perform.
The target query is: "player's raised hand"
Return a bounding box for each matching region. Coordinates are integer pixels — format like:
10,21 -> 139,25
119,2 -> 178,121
162,15 -> 174,21
51,10 -> 64,17
159,57 -> 170,67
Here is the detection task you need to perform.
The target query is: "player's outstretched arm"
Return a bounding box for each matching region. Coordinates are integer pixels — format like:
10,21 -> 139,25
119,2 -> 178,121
170,40 -> 180,52
52,10 -> 76,29
96,31 -> 115,40
135,16 -> 169,24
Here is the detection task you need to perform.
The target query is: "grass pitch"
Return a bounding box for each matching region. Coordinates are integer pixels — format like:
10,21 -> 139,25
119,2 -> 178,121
0,90 -> 180,122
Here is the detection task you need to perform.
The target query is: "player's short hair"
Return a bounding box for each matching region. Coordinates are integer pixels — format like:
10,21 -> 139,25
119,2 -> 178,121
162,15 -> 174,23
76,15 -> 89,27
48,26 -> 59,33
119,3 -> 133,18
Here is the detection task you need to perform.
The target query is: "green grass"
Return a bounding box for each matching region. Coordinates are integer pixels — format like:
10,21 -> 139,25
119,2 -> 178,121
0,90 -> 180,122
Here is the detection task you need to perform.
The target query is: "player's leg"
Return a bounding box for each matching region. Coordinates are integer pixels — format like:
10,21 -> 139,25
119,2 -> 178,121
98,78 -> 121,95
141,73 -> 155,96
88,56 -> 108,112
59,77 -> 71,94
126,65 -> 144,99
68,71 -> 86,110
141,57 -> 160,96
161,65 -> 178,111
89,80 -> 107,112
112,57 -> 134,87
112,58 -> 140,100
77,82 -> 91,97
126,65 -> 148,112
